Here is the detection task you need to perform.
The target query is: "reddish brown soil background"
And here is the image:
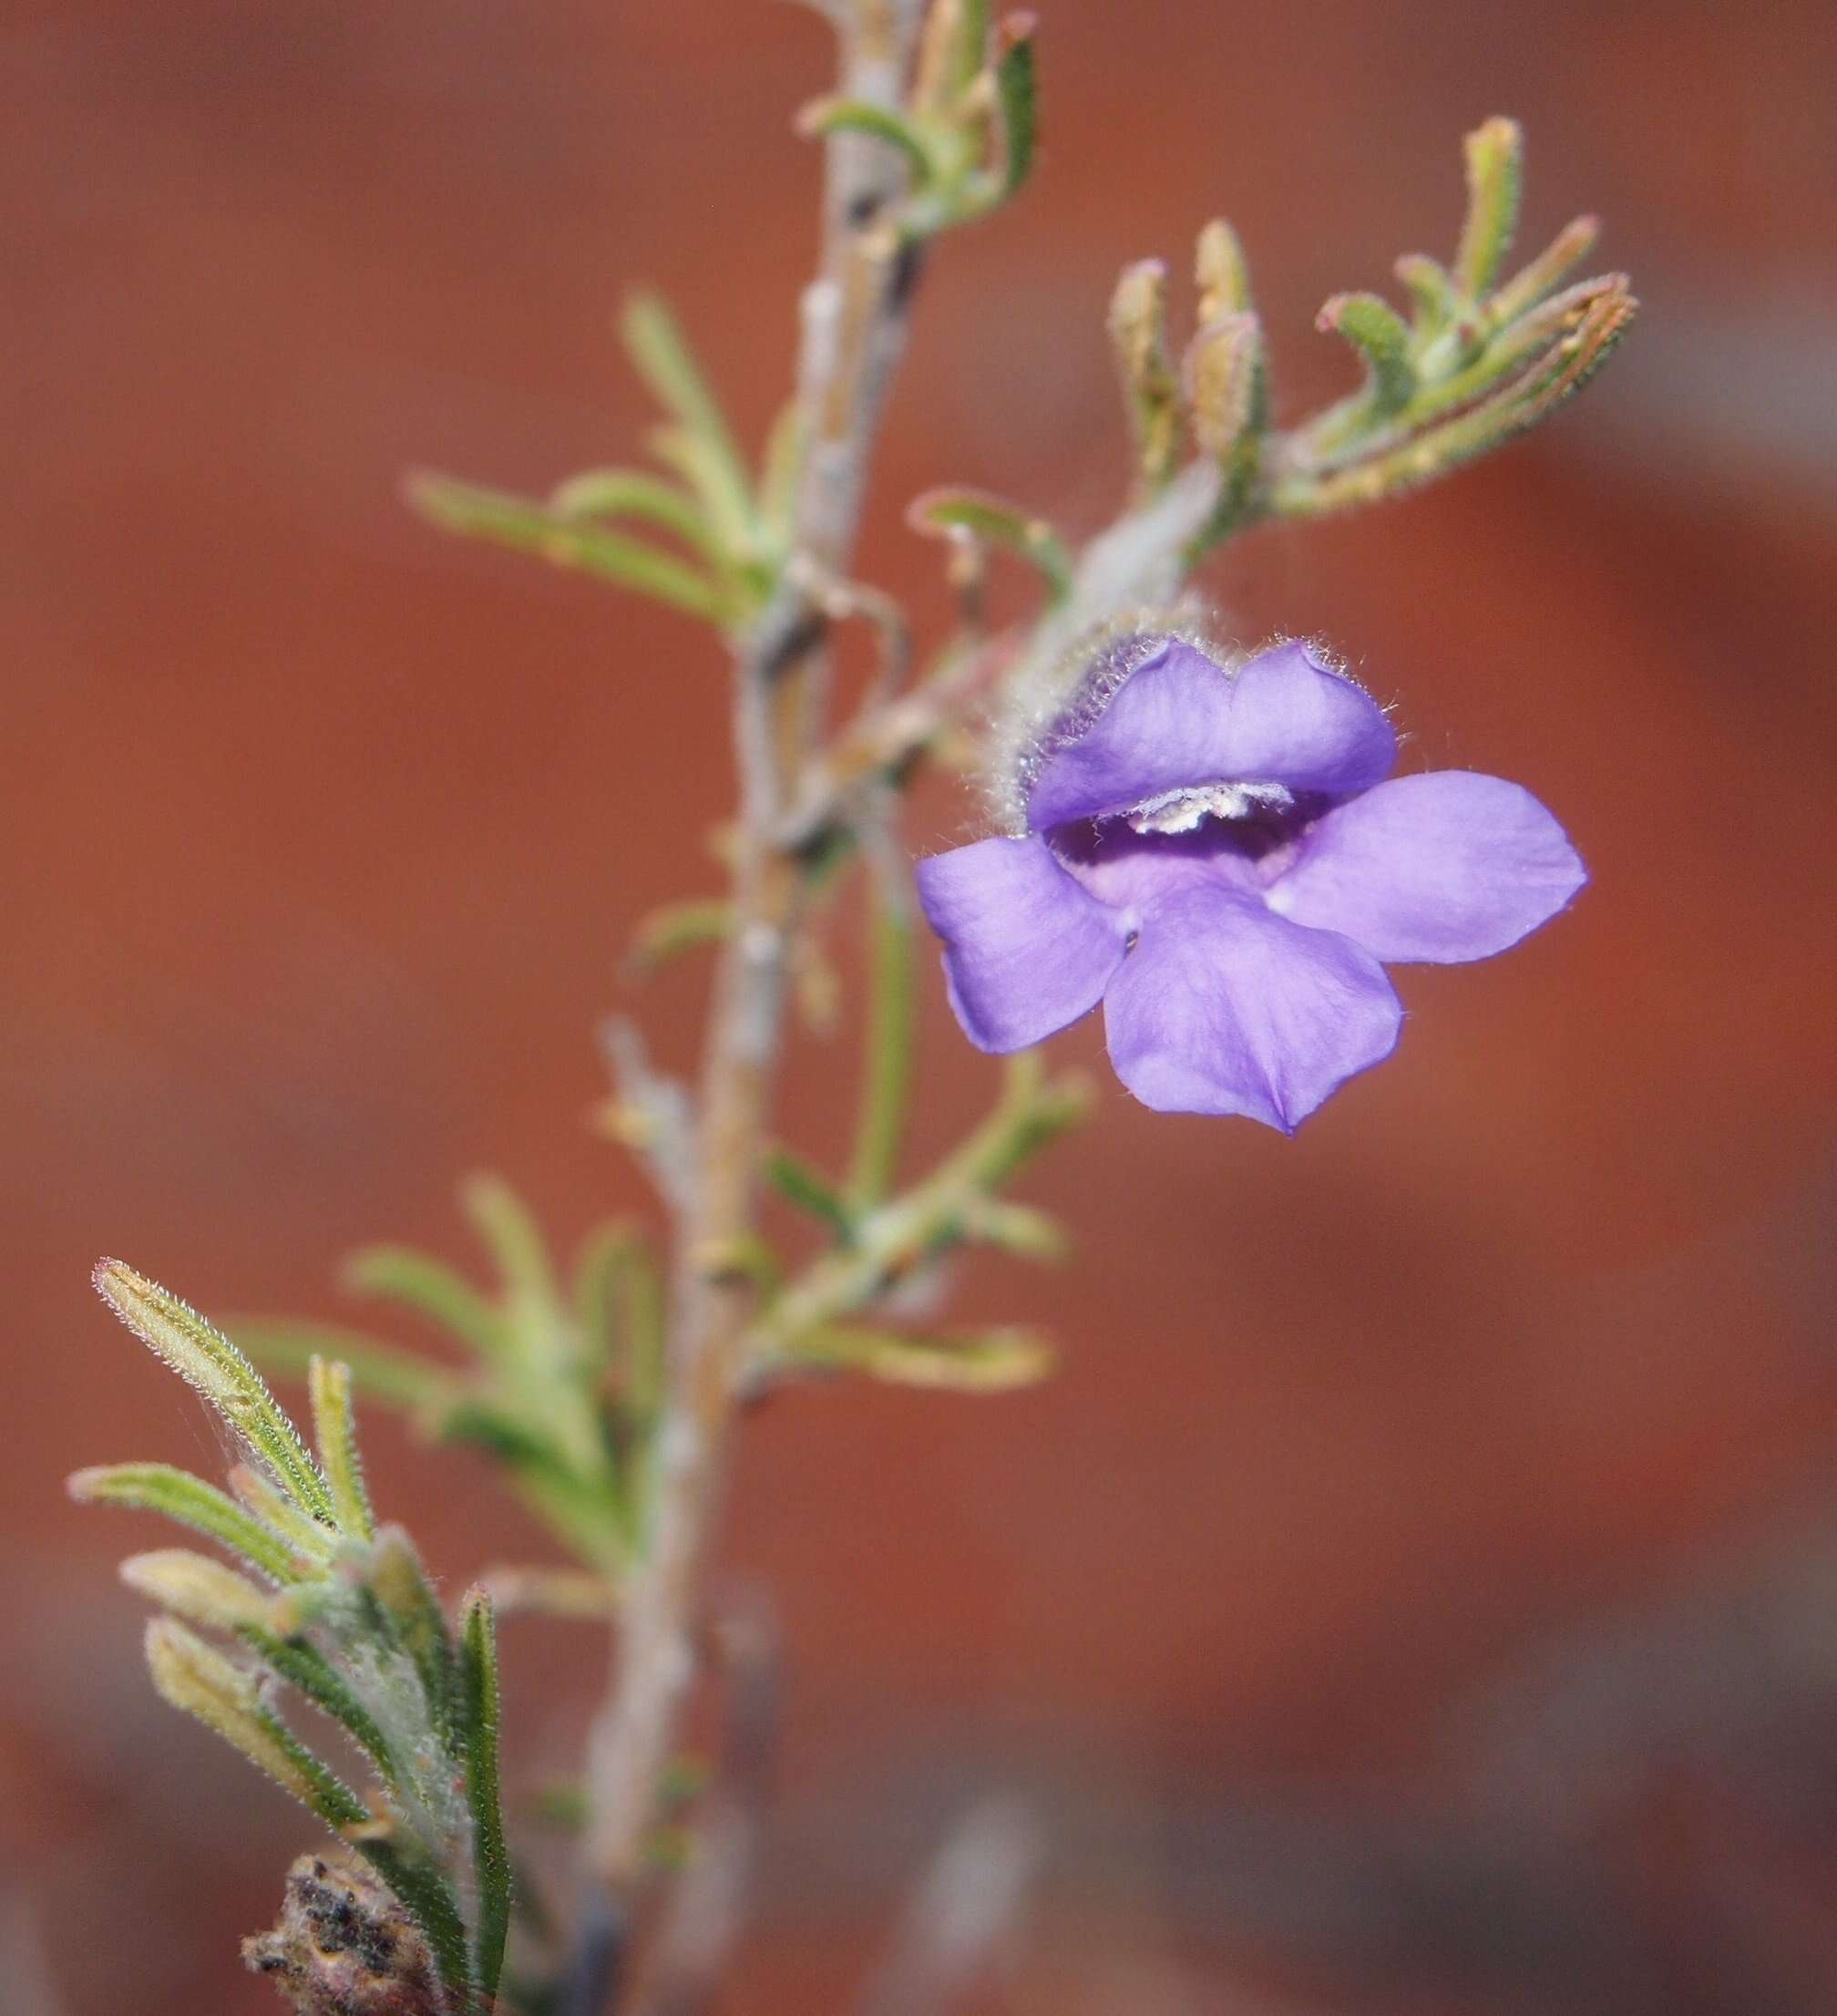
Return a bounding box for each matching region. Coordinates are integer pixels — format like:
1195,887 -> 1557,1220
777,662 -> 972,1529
5,4 -> 1837,2011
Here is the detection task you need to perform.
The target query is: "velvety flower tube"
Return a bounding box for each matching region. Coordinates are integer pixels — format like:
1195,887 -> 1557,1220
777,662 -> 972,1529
916,635 -> 1586,1129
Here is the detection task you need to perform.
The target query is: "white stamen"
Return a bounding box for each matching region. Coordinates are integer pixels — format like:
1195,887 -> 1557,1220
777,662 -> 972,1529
1124,780 -> 1294,836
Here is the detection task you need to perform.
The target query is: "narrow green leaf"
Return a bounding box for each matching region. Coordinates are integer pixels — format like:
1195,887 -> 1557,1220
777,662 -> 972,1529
1487,213 -> 1601,326
228,1465 -> 339,1568
239,1628 -> 397,1789
504,1464 -> 628,1575
479,1564 -> 616,1620
1108,261 -> 1181,491
849,879 -> 916,1208
612,1245 -> 667,1414
796,97 -> 938,185
571,1222 -> 659,1373
1316,292 -> 1416,416
618,293 -> 756,550
94,1260 -> 335,1525
625,897 -> 734,977
432,1401 -> 570,1470
907,486 -> 1072,600
1392,252 -> 1465,339
307,1356 -> 375,1541
421,1400 -> 622,1568
992,13 -> 1039,198
974,1054 -> 1093,1190
961,1198 -> 1067,1261
1405,271 -> 1627,430
145,1618 -> 370,1829
232,1318 -> 455,1413
119,1548 -> 282,1632
366,1527 -> 458,1748
1452,116 -> 1524,299
959,0 -> 994,88
784,1323 -> 1055,1391
1195,217 -> 1253,322
459,1589 -> 511,2006
1183,312 -> 1267,463
1185,310 -> 1267,551
459,1175 -> 561,1360
916,0 -> 989,113
355,1838 -> 477,2002
547,468 -> 719,560
763,1148 -> 857,1246
70,1464 -> 307,1584
341,1244 -> 508,1363
406,474 -> 729,623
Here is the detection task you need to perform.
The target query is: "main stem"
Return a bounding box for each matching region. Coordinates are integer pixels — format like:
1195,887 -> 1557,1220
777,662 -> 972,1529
580,0 -> 923,1918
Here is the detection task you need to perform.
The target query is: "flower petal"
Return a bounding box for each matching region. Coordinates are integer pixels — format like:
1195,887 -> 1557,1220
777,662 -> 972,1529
1026,638 -> 1396,829
1267,770 -> 1586,963
1102,888 -> 1401,1128
916,836 -> 1130,1054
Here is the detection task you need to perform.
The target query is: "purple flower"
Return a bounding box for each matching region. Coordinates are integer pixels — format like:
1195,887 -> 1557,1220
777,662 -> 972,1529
915,636 -> 1586,1129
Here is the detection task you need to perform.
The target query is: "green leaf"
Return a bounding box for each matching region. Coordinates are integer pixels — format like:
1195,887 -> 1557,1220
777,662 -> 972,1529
1486,213 -> 1600,326
1195,217 -> 1253,322
355,1838 -> 476,2003
547,468 -> 719,561
459,1175 -> 561,1361
432,1399 -> 568,1470
571,1222 -> 662,1376
228,1465 -> 340,1567
406,474 -> 730,624
1183,312 -> 1266,464
763,1147 -> 857,1247
308,1355 -> 375,1540
365,1527 -> 459,1749
1405,271 -> 1627,432
916,0 -> 990,114
70,1464 -> 308,1585
618,293 -> 757,553
1108,261 -> 1181,491
1274,274 -> 1637,517
458,1589 -> 511,2006
119,1548 -> 282,1633
906,487 -> 1072,601
1452,116 -> 1523,299
1392,253 -> 1466,339
240,1627 -> 398,1790
849,879 -> 917,1208
625,898 -> 734,977
973,1053 -> 1093,1191
992,13 -> 1039,198
783,1323 -> 1055,1392
1316,292 -> 1416,416
145,1618 -> 370,1829
232,1318 -> 455,1413
796,97 -> 939,186
961,1198 -> 1067,1262
503,1464 -> 628,1575
341,1244 -> 508,1363
94,1260 -> 335,1526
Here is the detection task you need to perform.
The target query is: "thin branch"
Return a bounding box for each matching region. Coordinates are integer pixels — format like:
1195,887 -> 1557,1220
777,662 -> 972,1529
635,1590 -> 781,2016
848,1797 -> 1043,2016
576,0 -> 929,1951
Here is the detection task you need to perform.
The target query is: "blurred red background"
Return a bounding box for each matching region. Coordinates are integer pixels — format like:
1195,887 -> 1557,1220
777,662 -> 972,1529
5,3 -> 1837,2011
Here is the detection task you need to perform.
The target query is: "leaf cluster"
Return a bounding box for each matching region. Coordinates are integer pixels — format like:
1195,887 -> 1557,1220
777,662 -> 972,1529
72,1262 -> 511,2013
